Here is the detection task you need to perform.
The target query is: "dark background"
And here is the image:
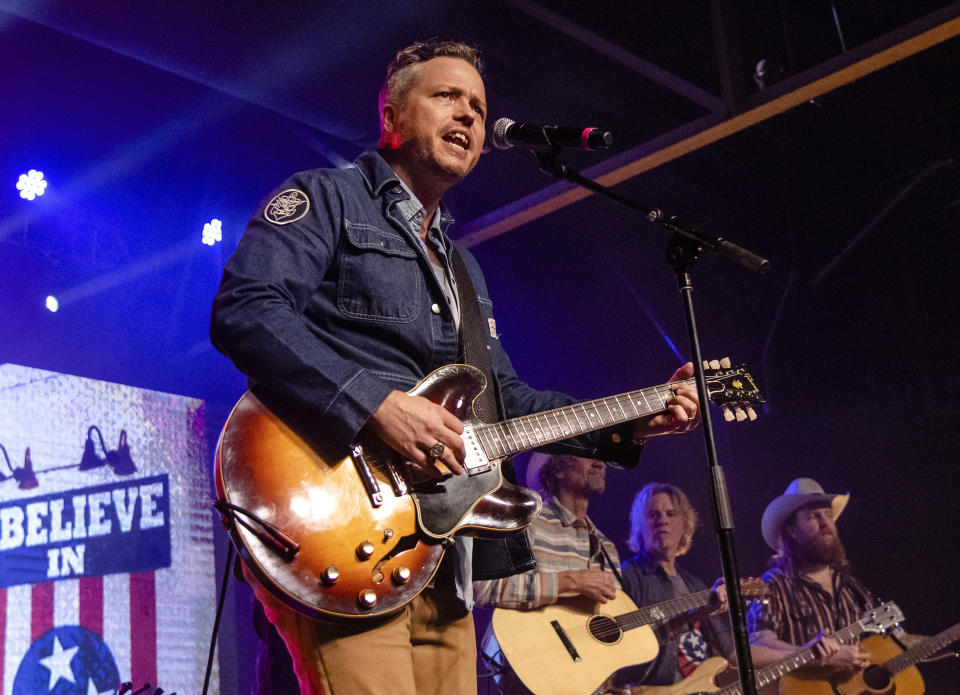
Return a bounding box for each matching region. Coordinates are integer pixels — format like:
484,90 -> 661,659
1,1 -> 958,691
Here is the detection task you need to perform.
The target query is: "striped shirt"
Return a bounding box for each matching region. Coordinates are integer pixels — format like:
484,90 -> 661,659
746,567 -> 874,645
473,498 -> 620,609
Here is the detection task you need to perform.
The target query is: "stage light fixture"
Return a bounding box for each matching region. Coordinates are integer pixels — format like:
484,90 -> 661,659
79,425 -> 137,475
45,295 -> 59,312
202,218 -> 223,246
0,443 -> 39,490
16,169 -> 47,200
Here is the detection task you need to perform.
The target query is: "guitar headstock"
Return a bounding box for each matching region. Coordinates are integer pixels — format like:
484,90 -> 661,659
737,577 -> 770,599
860,601 -> 905,634
703,358 -> 764,422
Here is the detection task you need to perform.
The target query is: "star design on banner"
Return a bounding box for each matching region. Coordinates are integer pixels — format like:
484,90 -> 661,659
38,636 -> 78,689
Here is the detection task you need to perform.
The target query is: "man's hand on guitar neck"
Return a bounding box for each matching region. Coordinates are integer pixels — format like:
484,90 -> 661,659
633,363 -> 701,440
367,390 -> 467,476
557,569 -> 618,603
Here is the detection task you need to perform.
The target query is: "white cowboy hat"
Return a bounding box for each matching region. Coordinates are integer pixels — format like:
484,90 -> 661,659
761,478 -> 849,551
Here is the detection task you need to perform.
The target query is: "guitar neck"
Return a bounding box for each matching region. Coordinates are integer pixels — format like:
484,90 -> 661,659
717,620 -> 870,694
885,622 -> 960,675
617,587 -> 716,632
476,380 -> 688,459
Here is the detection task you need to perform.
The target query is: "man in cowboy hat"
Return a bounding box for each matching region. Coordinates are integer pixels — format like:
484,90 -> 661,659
746,478 -> 874,677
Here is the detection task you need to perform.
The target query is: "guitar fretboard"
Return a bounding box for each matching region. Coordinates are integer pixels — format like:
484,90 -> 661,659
716,619 -> 870,694
885,622 -> 960,675
615,588 -> 715,632
474,383 -> 686,460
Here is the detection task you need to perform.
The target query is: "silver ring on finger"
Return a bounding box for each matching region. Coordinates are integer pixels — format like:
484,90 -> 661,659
428,441 -> 445,459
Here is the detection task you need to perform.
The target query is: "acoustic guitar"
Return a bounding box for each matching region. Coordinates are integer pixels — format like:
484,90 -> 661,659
491,579 -> 768,695
633,602 -> 904,695
782,619 -> 960,695
215,359 -> 762,619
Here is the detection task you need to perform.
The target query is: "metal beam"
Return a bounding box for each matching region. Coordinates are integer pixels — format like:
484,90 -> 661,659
459,3 -> 960,248
507,0 -> 723,112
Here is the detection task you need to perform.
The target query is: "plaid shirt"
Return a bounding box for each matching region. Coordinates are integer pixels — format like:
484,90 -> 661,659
473,498 -> 620,609
746,567 -> 874,646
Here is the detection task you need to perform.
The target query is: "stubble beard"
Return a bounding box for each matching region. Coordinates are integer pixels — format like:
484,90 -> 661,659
408,137 -> 472,186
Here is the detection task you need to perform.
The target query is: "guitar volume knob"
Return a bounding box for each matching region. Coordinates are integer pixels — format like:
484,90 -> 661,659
358,589 -> 377,609
392,566 -> 411,584
321,566 -> 340,585
356,541 -> 375,560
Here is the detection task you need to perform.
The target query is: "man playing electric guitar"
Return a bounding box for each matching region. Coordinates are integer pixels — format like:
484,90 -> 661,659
210,38 -> 702,695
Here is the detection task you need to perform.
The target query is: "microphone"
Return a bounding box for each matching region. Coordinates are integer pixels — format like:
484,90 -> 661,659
490,117 -> 612,151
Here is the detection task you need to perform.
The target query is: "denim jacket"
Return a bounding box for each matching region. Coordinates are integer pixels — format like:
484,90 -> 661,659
211,150 -> 642,577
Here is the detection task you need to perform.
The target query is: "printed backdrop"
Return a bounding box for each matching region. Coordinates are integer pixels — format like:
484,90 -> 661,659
0,364 -> 217,695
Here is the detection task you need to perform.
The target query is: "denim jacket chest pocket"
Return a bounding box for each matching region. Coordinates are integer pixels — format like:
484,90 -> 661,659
337,219 -> 423,323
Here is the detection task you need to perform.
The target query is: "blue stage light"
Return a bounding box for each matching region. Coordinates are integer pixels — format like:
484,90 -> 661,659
45,296 -> 59,313
202,218 -> 222,246
17,169 -> 47,200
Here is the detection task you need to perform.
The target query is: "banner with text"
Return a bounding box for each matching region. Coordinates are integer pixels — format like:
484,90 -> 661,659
0,364 -> 217,695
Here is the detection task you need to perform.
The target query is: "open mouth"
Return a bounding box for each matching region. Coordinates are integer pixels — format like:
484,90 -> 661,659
442,131 -> 470,150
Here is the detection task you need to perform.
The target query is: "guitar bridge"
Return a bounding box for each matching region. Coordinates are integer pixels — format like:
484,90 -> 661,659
351,445 -> 383,508
550,619 -> 581,662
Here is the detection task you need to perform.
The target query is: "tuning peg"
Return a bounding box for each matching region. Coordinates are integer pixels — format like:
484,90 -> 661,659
702,360 -> 710,370
709,359 -> 721,370
719,357 -> 731,368
746,406 -> 757,421
723,407 -> 734,422
734,407 -> 747,422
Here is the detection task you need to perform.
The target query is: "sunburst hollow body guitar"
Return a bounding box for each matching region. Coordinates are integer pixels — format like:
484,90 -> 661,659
215,360 -> 762,619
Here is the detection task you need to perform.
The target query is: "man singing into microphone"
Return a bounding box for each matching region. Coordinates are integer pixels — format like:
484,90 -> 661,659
211,38 -> 701,695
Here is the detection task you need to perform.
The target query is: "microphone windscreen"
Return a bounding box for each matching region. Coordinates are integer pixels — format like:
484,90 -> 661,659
490,118 -> 515,150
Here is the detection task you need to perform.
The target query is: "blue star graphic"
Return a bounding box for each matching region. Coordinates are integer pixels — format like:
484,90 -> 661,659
14,625 -> 121,695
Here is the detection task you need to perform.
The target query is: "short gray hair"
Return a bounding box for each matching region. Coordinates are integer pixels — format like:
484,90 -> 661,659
378,39 -> 485,117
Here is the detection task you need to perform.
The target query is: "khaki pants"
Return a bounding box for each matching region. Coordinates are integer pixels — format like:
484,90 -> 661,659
246,564 -> 477,695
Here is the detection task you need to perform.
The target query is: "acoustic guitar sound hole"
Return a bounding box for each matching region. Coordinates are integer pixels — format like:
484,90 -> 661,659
862,665 -> 891,689
587,615 -> 622,644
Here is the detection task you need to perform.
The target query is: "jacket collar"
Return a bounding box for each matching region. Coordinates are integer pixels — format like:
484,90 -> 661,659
354,149 -> 455,227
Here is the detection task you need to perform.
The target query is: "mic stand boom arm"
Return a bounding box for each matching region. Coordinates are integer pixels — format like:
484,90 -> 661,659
535,151 -> 769,274
534,148 -> 767,695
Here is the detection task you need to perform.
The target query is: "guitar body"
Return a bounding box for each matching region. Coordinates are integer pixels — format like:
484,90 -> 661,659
832,635 -> 925,695
215,364 -> 541,619
492,591 -> 660,695
779,635 -> 924,695
629,656 -> 730,694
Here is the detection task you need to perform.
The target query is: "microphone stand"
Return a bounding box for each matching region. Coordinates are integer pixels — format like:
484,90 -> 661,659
534,147 -> 768,695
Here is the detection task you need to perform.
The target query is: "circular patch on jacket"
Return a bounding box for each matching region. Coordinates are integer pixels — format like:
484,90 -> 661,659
264,188 -> 310,225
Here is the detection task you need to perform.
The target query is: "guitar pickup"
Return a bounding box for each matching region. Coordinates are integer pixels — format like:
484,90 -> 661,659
550,619 -> 581,663
462,428 -> 491,476
351,445 -> 383,508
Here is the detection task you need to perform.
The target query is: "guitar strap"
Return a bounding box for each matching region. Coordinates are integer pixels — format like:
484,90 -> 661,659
599,543 -> 625,589
450,248 -> 502,424
450,247 -> 537,580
